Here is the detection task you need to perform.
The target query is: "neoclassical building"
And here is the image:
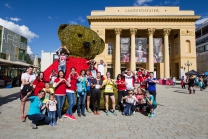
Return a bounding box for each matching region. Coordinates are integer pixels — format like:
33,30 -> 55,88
87,7 -> 200,78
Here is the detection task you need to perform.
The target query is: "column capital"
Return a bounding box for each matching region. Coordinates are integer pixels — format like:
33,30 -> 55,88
147,28 -> 155,36
163,28 -> 171,36
129,28 -> 137,35
114,28 -> 122,35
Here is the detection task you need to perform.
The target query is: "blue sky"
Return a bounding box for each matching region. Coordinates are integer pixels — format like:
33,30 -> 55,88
0,0 -> 208,58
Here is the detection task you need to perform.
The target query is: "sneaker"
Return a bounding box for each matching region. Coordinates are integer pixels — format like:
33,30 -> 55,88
113,110 -> 117,116
82,114 -> 86,117
30,123 -> 37,129
149,114 -> 154,118
78,113 -> 81,117
64,114 -> 69,118
153,109 -> 156,115
49,122 -> 53,126
106,110 -> 110,115
70,115 -> 76,120
87,109 -> 92,113
21,116 -> 26,122
132,111 -> 135,115
59,118 -> 63,122
53,122 -> 57,126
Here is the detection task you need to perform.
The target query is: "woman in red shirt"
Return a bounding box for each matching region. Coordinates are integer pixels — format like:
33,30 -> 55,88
64,67 -> 78,120
53,70 -> 70,122
115,74 -> 127,112
33,72 -> 45,96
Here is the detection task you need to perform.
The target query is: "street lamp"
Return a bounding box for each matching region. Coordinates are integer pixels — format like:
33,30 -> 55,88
184,61 -> 192,72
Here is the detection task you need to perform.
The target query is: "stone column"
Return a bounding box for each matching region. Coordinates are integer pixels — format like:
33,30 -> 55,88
147,28 -> 155,72
163,28 -> 171,78
114,28 -> 122,77
130,28 -> 137,71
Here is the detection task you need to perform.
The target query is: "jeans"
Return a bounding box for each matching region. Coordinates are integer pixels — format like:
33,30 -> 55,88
118,90 -> 128,111
66,93 -> 76,116
41,103 -> 47,114
48,111 -> 56,123
55,95 -> 66,118
27,114 -> 50,124
58,65 -> 66,73
92,89 -> 101,111
77,92 -> 86,114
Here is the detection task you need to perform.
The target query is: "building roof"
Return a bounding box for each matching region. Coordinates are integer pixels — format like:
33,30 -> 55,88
0,58 -> 31,68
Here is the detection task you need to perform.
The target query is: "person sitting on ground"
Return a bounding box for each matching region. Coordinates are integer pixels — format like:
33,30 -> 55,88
42,82 -> 54,114
22,90 -> 50,129
144,91 -> 157,118
56,45 -> 70,73
135,87 -> 145,112
46,94 -> 57,126
122,90 -> 138,116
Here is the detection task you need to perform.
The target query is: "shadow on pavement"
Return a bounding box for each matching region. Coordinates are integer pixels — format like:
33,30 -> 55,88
173,90 -> 188,94
0,92 -> 20,106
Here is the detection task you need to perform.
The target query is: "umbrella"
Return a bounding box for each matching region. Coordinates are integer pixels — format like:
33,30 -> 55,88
185,70 -> 200,76
33,54 -> 39,74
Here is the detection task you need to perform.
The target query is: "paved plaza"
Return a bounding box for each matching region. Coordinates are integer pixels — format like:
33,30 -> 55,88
0,85 -> 208,139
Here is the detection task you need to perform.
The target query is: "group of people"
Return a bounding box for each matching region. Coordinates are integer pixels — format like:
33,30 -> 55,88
20,46 -> 157,129
181,75 -> 207,94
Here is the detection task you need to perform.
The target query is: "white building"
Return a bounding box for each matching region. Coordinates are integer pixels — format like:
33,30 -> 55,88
41,50 -> 58,71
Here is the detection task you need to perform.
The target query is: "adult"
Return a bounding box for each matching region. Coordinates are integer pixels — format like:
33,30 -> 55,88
188,75 -> 195,94
64,67 -> 78,120
91,72 -> 103,115
115,74 -> 127,112
97,59 -> 106,76
103,72 -> 117,116
124,69 -> 135,91
144,91 -> 157,118
86,70 -> 92,113
137,70 -> 148,90
22,90 -> 50,129
20,66 -> 36,122
76,70 -> 87,117
33,72 -> 45,96
146,72 -> 157,101
53,70 -> 70,122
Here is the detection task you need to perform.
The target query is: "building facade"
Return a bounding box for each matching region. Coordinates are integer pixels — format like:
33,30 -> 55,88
87,6 -> 200,78
196,19 -> 208,73
41,51 -> 57,71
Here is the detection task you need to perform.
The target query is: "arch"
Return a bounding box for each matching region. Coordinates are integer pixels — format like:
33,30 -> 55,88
185,40 -> 191,53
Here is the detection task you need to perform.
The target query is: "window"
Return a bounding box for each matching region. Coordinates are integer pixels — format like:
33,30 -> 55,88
169,43 -> 171,55
21,36 -> 27,44
185,40 -> 191,53
19,49 -> 26,61
107,43 -> 113,55
0,53 -> 6,59
174,42 -> 178,55
205,45 -> 208,51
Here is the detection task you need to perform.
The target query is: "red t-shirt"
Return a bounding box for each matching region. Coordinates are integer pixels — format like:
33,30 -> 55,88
116,79 -> 126,91
67,74 -> 78,91
33,79 -> 45,96
138,75 -> 147,89
54,78 -> 67,95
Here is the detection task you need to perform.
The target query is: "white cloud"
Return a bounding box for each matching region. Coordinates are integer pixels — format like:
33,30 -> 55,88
27,46 -> 33,55
195,18 -> 208,25
5,3 -> 12,9
77,17 -> 85,23
134,0 -> 153,6
48,16 -> 52,19
10,17 -> 21,22
0,18 -> 39,42
69,21 -> 77,24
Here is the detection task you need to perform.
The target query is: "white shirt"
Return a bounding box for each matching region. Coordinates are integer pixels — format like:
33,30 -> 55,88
20,73 -> 36,90
124,74 -> 134,90
126,96 -> 137,104
47,100 -> 57,111
97,64 -> 105,75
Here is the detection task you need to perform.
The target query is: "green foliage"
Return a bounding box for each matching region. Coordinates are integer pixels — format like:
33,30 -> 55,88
25,54 -> 33,64
58,24 -> 105,59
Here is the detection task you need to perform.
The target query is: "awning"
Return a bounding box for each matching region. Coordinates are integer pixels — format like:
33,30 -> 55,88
0,58 -> 30,68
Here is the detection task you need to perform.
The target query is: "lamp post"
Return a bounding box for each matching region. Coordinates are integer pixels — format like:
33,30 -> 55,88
184,61 -> 192,72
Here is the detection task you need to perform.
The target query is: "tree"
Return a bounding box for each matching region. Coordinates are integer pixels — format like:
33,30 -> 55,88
25,54 -> 33,64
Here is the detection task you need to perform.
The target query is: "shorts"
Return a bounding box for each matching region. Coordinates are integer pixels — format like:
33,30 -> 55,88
104,92 -> 114,96
189,84 -> 195,87
87,90 -> 91,96
20,90 -> 33,101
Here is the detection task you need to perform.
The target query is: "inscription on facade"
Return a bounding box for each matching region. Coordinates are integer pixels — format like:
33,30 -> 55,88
125,9 -> 159,12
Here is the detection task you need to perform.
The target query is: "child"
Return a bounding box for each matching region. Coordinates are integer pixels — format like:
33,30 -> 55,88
144,91 -> 157,118
122,91 -> 138,116
42,82 -> 54,114
56,45 -> 70,73
46,94 -> 57,126
86,59 -> 97,78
